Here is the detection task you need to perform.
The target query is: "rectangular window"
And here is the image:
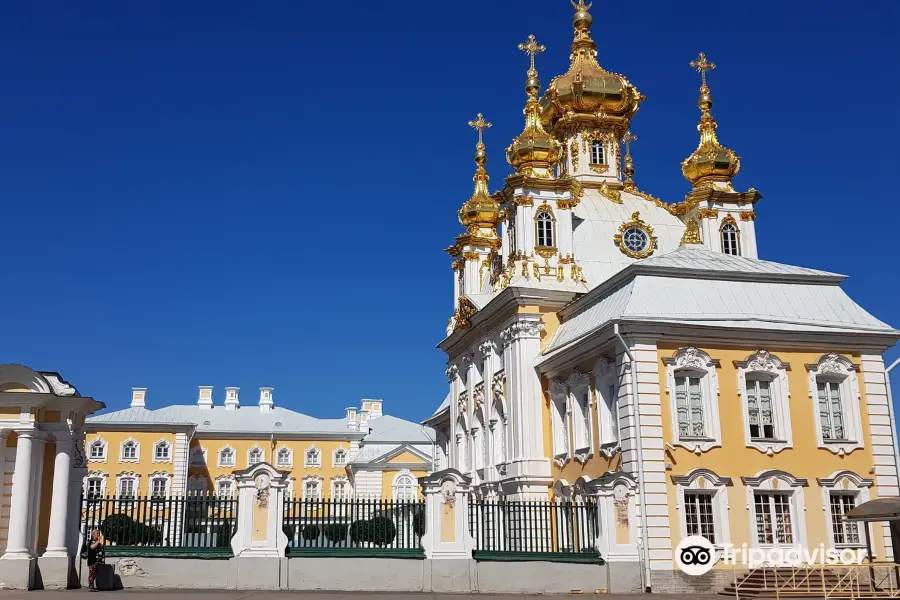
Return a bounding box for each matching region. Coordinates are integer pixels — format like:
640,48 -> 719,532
754,492 -> 793,545
90,443 -> 105,460
87,478 -> 103,499
151,478 -> 167,499
591,140 -> 605,164
217,481 -> 233,498
304,481 -> 320,500
119,479 -> 136,500
551,396 -> 569,457
747,377 -> 776,440
574,392 -> 591,450
155,444 -> 170,461
333,482 -> 348,501
675,375 -> 705,438
684,492 -> 716,543
818,380 -> 846,440
830,492 -> 860,545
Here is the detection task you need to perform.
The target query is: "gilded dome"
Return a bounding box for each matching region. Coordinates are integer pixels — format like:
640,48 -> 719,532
681,53 -> 740,189
540,1 -> 643,128
458,114 -> 500,234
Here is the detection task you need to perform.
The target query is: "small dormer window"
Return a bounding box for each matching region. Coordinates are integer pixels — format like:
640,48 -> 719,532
591,140 -> 605,165
536,211 -> 555,248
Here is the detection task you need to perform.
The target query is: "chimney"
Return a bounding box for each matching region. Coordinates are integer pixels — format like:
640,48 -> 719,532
259,387 -> 274,413
131,387 -> 147,409
346,407 -> 358,430
224,387 -> 240,410
198,386 -> 213,410
359,409 -> 370,434
363,399 -> 383,419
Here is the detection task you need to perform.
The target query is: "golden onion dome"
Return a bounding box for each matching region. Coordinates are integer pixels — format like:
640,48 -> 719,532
681,53 -> 740,189
540,1 -> 643,127
506,34 -> 562,177
459,114 -> 501,232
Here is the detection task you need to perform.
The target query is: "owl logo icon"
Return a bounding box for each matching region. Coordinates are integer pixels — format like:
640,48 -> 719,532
675,535 -> 716,576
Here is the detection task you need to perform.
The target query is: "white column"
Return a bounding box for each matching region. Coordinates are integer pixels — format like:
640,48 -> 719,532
2,430 -> 35,559
43,438 -> 72,557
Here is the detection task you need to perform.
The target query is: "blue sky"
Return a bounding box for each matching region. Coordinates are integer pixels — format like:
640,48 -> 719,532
1,0 -> 898,421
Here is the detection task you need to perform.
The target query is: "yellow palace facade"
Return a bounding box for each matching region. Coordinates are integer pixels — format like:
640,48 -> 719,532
84,388 -> 435,503
426,1 -> 900,592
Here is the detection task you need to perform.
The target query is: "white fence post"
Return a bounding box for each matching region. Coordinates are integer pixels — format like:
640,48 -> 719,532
419,468 -> 474,560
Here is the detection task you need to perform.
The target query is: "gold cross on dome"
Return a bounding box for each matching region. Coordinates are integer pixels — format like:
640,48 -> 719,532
468,113 -> 492,145
622,130 -> 638,155
690,52 -> 716,88
518,34 -> 546,75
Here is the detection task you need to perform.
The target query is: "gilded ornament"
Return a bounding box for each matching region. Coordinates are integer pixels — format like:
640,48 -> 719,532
599,182 -> 622,204
556,265 -> 564,281
569,138 -> 579,170
535,246 -> 556,259
533,262 -> 540,279
696,208 -> 719,219
454,114 -> 501,251
740,210 -> 756,221
451,296 -> 478,332
720,213 -> 738,229
679,219 -> 702,246
614,211 -> 658,259
462,251 -> 480,261
513,195 -> 534,207
589,163 -> 609,174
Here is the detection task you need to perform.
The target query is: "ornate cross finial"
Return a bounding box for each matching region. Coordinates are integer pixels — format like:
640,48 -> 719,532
690,52 -> 716,88
468,113 -> 492,146
518,34 -> 546,77
622,130 -> 638,156
571,0 -> 593,10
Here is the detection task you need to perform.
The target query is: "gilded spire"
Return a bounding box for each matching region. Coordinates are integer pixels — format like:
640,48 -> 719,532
506,34 -> 561,177
622,130 -> 638,192
681,52 -> 740,189
458,114 -> 501,242
570,0 -> 596,53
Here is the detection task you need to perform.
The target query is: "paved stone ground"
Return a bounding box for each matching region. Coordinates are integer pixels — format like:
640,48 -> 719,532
0,592 -> 721,599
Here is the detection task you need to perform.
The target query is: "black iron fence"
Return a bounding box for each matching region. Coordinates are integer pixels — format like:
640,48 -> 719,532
282,497 -> 425,556
469,497 -> 601,559
80,494 -> 238,554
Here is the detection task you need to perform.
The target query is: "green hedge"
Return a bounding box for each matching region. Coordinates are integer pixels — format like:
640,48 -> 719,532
347,516 -> 397,546
100,514 -> 162,546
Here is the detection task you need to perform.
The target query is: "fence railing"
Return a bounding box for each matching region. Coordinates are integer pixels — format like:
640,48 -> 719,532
282,497 -> 425,556
468,497 -> 601,561
80,494 -> 238,555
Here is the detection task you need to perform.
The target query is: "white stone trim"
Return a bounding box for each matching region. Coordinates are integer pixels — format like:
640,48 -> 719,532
214,474 -> 235,498
152,438 -> 172,463
301,474 -> 323,500
664,346 -> 721,453
330,475 -> 351,500
119,437 -> 140,463
817,470 -> 874,550
304,445 -> 322,468
247,445 -> 265,467
115,471 -> 140,498
550,378 -> 570,467
736,350 -> 793,455
88,437 -> 108,463
83,470 -> 109,497
672,468 -> 733,550
332,446 -> 348,467
148,470 -> 172,498
275,445 -> 293,468
569,369 -> 593,462
806,354 -> 864,456
741,470 -> 808,550
593,358 -> 620,453
217,444 -> 236,468
392,468 -> 417,500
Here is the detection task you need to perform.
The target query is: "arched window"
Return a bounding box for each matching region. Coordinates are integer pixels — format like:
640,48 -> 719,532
248,447 -> 264,466
89,439 -> 107,461
333,448 -> 348,466
591,140 -> 605,165
393,472 -> 417,501
276,447 -> 292,467
120,439 -> 139,462
721,220 -> 740,255
536,211 -> 555,248
154,440 -> 171,462
305,447 -> 321,468
218,446 -> 236,467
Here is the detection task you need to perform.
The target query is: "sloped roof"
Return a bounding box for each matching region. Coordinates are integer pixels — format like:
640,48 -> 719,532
350,442 -> 434,466
542,247 -> 897,359
424,393 -> 450,424
364,415 -> 435,443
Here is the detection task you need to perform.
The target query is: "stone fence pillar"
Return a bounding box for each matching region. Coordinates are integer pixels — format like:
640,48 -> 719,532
231,463 -> 289,558
419,468 -> 474,560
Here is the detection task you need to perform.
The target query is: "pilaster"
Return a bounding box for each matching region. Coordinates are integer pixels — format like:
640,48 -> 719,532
173,431 -> 190,496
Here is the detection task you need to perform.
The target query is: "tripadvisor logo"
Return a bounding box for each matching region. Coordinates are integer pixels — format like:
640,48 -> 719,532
675,535 -> 715,576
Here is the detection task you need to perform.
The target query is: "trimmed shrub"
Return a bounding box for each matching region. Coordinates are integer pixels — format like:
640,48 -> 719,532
100,514 -> 162,546
368,516 -> 397,547
349,519 -> 368,543
322,523 -> 347,544
214,520 -> 233,547
412,511 -> 426,537
301,523 -> 320,541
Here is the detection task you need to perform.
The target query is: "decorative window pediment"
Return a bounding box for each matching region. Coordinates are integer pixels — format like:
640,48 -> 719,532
153,439 -> 172,463
817,470 -> 874,549
569,370 -> 593,461
304,445 -> 322,468
672,468 -> 733,549
549,378 -> 570,466
806,354 -> 863,456
664,347 -> 721,453
332,447 -> 348,467
736,351 -> 793,455
119,438 -> 140,463
217,445 -> 236,467
594,357 -> 620,453
89,438 -> 108,462
742,470 -> 809,549
276,446 -> 292,468
215,475 -> 235,498
248,446 -> 264,466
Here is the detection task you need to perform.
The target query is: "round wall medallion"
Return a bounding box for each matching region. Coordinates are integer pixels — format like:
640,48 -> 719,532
614,211 -> 658,258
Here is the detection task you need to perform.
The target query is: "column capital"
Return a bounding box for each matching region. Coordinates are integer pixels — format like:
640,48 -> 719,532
500,318 -> 544,346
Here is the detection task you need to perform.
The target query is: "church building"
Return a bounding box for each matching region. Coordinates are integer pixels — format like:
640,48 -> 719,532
426,0 -> 900,590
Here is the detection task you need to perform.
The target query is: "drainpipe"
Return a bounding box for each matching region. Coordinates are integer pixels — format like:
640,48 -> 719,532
885,357 -> 900,501
614,323 -> 652,593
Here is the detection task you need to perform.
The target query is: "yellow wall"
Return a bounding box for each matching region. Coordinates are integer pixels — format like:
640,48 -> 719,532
380,468 -> 428,499
657,344 -> 887,561
37,442 -> 56,550
86,431 -> 178,493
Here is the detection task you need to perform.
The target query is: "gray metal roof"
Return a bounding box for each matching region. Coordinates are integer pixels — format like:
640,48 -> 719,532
364,415 -> 435,443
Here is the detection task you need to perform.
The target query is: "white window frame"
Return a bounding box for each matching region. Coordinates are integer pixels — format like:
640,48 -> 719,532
302,475 -> 323,500
720,219 -> 741,256
593,358 -> 620,454
148,471 -> 172,499
115,471 -> 140,501
736,350 -> 793,455
590,139 -> 606,165
489,375 -> 508,468
217,445 -> 236,468
535,209 -> 556,249
153,439 -> 172,463
276,446 -> 293,468
817,470 -> 874,550
189,445 -> 207,466
569,370 -> 593,462
550,379 -> 571,467
119,438 -> 140,463
742,470 -> 808,550
806,354 -> 864,456
392,469 -> 417,501
664,347 -> 721,453
332,447 -> 348,467
247,445 -> 264,467
215,475 -> 235,498
84,471 -> 108,499
304,445 -> 322,468
330,476 -> 351,500
673,468 -> 733,551
88,438 -> 108,462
